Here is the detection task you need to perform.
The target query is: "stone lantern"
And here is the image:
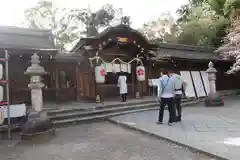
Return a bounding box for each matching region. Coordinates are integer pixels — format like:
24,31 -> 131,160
24,53 -> 46,118
21,53 -> 55,139
206,61 -> 217,94
204,61 -> 224,107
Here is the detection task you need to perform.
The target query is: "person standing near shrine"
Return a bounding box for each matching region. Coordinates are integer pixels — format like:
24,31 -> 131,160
156,71 -> 175,126
118,71 -> 128,102
170,71 -> 187,122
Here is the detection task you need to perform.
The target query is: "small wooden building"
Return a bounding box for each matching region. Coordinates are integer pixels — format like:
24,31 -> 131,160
1,25 -> 239,104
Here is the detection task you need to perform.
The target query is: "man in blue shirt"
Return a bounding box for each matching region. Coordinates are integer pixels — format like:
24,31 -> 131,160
156,71 -> 175,126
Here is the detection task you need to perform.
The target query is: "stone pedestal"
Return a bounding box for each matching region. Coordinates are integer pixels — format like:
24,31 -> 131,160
136,92 -> 140,99
96,94 -> 101,103
204,61 -> 224,107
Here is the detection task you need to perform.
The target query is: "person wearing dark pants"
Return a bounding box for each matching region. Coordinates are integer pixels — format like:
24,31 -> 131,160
158,97 -> 175,125
170,71 -> 187,122
121,93 -> 127,102
156,71 -> 175,126
174,94 -> 182,121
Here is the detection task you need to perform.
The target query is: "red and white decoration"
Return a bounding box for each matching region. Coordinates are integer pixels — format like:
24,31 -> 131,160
136,65 -> 145,81
95,65 -> 106,83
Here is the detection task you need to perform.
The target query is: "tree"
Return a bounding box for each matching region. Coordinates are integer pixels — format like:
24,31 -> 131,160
216,18 -> 240,59
216,18 -> 240,73
24,0 -> 122,51
138,12 -> 179,43
176,0 -> 240,48
206,0 -> 240,17
176,0 -> 204,23
177,3 -> 228,47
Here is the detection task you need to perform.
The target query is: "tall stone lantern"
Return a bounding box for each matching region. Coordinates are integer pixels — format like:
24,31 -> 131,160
24,53 -> 46,118
204,61 -> 224,106
206,61 -> 217,94
21,53 -> 55,139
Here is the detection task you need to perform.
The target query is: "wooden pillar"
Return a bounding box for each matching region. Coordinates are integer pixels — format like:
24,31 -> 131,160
76,66 -> 80,101
148,64 -> 152,96
131,67 -> 135,98
55,65 -> 59,104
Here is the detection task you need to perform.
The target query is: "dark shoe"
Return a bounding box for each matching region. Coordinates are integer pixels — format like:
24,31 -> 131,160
156,121 -> 163,124
178,117 -> 181,122
173,119 -> 178,123
168,123 -> 173,126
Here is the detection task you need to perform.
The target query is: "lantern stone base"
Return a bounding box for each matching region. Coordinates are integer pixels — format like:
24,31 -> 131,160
136,92 -> 140,99
21,113 -> 55,140
204,93 -> 224,107
96,94 -> 101,103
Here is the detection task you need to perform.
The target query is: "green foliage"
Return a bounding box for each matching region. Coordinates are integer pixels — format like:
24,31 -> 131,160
177,5 -> 228,47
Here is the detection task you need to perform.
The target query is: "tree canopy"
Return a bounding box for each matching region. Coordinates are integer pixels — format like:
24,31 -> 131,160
138,12 -> 179,44
177,4 -> 228,47
24,1 -> 122,51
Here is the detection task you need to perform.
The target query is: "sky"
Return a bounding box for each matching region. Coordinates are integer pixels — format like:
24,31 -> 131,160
0,0 -> 189,29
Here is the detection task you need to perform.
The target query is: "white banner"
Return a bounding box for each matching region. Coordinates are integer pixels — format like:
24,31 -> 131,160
200,71 -> 210,95
191,71 -> 206,97
180,71 -> 196,98
104,63 -> 113,73
120,64 -> 128,72
113,64 -> 120,73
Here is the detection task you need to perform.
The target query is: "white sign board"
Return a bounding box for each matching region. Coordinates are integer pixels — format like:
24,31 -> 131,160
151,79 -> 159,87
200,71 -> 210,95
180,71 -> 196,98
191,71 -> 206,97
1,103 -> 27,119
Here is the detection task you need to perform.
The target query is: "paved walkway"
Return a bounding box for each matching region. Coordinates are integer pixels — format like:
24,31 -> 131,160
0,122 -> 214,160
110,96 -> 240,160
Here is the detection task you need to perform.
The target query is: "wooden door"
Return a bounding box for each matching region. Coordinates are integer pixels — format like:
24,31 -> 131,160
76,67 -> 95,101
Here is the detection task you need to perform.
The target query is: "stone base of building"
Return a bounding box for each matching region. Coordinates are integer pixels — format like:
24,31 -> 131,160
204,93 -> 224,107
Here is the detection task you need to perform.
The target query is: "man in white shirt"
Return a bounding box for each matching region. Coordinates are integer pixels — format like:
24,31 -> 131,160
170,71 -> 187,122
156,71 -> 175,126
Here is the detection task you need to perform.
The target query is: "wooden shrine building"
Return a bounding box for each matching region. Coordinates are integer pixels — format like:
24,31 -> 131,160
69,24 -> 239,102
1,24 -> 239,105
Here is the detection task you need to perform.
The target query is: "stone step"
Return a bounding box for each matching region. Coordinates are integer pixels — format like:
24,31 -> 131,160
49,103 -> 158,121
52,100 -> 200,127
47,98 -> 193,116
47,99 -> 158,116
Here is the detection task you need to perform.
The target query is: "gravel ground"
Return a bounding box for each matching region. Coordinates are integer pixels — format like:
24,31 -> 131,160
0,122 -> 217,160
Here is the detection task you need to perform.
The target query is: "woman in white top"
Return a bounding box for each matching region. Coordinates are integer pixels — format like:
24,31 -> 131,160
117,71 -> 128,102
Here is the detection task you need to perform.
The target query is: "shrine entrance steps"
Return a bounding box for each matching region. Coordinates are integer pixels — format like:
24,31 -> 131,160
46,98 -> 199,128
